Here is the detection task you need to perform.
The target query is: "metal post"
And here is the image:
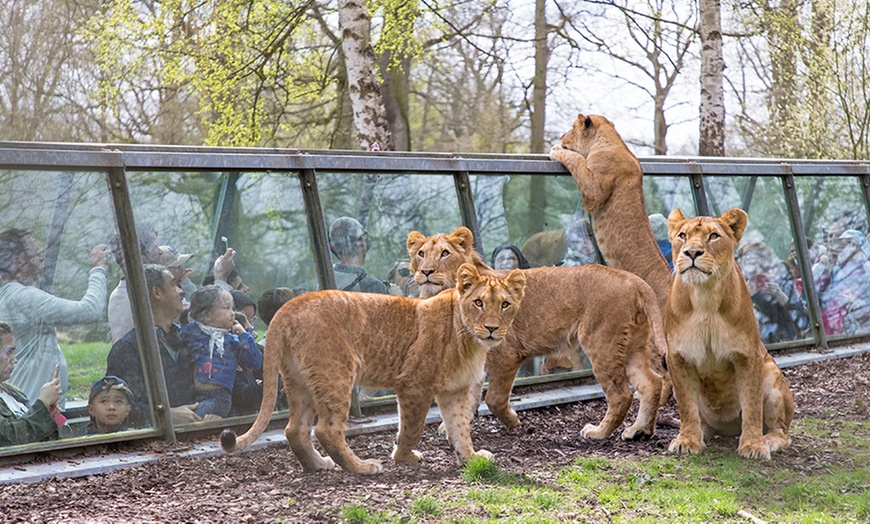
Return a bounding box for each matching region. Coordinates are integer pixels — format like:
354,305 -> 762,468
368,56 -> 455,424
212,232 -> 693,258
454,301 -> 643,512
106,166 -> 177,443
453,171 -> 483,254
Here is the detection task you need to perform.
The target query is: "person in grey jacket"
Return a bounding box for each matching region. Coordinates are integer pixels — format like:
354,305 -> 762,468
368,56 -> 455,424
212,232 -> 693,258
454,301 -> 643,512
0,228 -> 110,409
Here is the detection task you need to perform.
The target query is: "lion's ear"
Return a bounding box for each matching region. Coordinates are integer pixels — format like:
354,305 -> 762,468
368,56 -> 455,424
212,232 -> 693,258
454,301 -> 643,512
584,116 -> 593,129
721,208 -> 749,242
505,269 -> 526,302
456,263 -> 479,293
407,231 -> 426,257
450,227 -> 475,254
667,208 -> 687,242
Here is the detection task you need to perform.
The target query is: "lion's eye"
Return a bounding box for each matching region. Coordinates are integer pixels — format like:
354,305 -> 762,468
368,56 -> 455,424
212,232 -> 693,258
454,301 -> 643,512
501,301 -> 510,309
709,232 -> 720,240
441,250 -> 450,258
473,299 -> 483,308
417,250 -> 424,258
677,232 -> 686,240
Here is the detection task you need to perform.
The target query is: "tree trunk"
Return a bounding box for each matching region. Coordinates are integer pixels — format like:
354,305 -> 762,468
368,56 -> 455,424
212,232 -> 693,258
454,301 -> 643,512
699,0 -> 725,156
338,0 -> 393,150
527,0 -> 549,238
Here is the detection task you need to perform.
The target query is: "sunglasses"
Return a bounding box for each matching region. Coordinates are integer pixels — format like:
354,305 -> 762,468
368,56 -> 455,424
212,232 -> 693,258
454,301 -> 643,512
397,267 -> 411,277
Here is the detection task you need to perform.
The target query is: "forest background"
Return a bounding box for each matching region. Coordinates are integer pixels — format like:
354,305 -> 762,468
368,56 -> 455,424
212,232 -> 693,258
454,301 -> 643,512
2,0 -> 869,159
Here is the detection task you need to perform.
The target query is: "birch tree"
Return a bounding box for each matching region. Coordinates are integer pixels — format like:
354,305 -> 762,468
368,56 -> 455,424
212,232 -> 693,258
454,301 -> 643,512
699,0 -> 725,156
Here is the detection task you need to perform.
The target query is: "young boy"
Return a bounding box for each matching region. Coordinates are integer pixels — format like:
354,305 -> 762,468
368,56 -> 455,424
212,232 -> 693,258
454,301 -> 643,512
86,375 -> 134,434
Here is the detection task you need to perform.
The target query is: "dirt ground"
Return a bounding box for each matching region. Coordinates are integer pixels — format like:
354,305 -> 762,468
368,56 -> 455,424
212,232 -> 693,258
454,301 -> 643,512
1,350 -> 868,523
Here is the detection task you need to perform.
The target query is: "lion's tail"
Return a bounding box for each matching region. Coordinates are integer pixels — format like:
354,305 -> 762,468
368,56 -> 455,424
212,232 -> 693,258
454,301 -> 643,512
634,279 -> 673,406
220,319 -> 283,454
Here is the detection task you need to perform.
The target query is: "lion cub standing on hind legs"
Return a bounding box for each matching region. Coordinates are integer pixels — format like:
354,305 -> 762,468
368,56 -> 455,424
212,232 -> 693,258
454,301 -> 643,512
666,208 -> 793,459
221,264 -> 526,475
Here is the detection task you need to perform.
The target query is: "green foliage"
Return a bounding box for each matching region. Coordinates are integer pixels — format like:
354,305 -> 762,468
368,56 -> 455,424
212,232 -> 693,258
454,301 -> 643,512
338,503 -> 392,523
409,496 -> 442,517
64,342 -> 112,402
460,455 -> 518,485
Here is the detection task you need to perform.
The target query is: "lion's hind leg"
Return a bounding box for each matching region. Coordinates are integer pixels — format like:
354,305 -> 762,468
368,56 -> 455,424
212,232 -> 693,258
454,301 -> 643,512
582,351 -> 634,439
762,359 -> 794,453
309,372 -> 383,475
620,326 -> 662,441
437,387 -> 490,464
391,391 -> 435,465
284,377 -> 335,472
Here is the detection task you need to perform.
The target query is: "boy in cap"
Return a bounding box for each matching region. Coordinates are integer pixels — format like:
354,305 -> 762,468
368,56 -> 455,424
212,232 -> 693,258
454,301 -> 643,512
157,245 -> 197,301
86,375 -> 134,434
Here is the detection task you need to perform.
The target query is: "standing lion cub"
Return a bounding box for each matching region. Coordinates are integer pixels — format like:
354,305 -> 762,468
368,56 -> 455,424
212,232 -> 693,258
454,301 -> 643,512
221,263 -> 525,475
666,208 -> 794,460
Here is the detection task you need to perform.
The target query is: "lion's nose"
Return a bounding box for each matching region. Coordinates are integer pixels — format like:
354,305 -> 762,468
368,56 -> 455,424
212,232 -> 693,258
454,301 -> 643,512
485,325 -> 498,334
684,249 -> 704,261
421,269 -> 434,277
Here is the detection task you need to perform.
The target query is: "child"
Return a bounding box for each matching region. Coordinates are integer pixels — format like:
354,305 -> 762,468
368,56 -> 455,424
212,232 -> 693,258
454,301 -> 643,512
181,285 -> 262,418
86,375 -> 134,434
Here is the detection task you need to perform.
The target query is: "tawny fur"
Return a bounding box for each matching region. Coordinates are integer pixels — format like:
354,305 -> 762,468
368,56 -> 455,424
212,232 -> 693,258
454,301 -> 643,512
549,114 -> 672,311
221,264 -> 526,475
665,208 -> 794,460
408,227 -> 666,441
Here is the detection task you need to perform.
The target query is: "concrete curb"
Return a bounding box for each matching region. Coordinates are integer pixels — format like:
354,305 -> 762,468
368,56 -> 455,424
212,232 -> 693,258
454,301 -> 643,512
1,345 -> 865,485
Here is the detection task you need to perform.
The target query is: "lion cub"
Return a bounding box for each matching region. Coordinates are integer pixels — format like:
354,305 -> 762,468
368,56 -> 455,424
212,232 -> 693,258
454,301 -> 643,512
666,208 -> 794,460
221,264 -> 525,475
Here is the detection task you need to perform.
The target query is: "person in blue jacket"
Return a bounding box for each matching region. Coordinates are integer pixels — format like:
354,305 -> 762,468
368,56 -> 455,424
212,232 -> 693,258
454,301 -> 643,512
181,285 -> 262,418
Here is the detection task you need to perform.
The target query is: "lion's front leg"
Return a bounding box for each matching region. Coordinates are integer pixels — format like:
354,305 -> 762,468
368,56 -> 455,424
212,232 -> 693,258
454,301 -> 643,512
391,392 -> 433,465
734,354 -> 770,460
667,351 -> 706,455
436,387 -> 490,464
548,145 -> 608,213
484,347 -> 526,429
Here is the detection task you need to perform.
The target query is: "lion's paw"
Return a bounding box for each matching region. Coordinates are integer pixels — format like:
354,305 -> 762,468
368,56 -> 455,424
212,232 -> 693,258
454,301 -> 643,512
392,448 -> 423,464
580,423 -> 610,440
351,458 -> 384,475
437,421 -> 447,436
472,449 -> 493,461
621,426 -> 653,442
316,455 -> 336,471
737,439 -> 771,460
764,432 -> 791,453
668,435 -> 704,455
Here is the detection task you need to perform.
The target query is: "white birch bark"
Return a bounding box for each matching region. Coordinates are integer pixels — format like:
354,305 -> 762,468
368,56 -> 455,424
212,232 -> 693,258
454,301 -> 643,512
338,0 -> 393,151
699,0 -> 725,156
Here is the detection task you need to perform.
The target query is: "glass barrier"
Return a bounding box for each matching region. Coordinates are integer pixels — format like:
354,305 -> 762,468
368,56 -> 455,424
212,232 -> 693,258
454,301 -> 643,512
643,175 -> 696,266
794,176 -> 870,338
0,170 -> 139,447
704,176 -> 813,345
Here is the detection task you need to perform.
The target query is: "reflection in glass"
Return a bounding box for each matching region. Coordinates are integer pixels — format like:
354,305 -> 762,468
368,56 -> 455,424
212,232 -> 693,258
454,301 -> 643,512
643,176 -> 695,266
796,176 -> 870,337
0,170 -> 119,444
704,175 -> 811,344
473,173 -> 594,377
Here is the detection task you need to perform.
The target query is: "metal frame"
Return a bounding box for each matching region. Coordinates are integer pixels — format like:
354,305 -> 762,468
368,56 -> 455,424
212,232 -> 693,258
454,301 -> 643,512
1,143 -> 869,457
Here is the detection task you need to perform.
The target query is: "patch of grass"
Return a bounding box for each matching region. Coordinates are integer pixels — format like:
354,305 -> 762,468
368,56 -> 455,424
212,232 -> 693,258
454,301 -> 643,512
461,455 -> 519,485
64,341 -> 112,401
339,503 -> 393,523
410,496 -> 442,518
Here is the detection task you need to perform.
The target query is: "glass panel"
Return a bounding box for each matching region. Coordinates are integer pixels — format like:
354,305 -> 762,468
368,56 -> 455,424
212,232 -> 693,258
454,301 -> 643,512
116,171 -> 314,427
317,172 -> 462,399
0,170 -> 139,446
795,176 -> 870,337
474,173 -> 595,378
703,175 -> 812,344
643,176 -> 696,268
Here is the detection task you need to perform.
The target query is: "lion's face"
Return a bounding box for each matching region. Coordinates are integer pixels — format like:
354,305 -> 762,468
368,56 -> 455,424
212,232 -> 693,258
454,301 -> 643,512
407,227 -> 478,298
668,208 -> 748,286
455,263 -> 525,347
559,114 -> 616,156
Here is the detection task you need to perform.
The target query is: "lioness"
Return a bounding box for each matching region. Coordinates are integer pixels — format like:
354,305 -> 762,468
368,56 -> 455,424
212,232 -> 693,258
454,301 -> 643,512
666,208 -> 794,459
408,227 -> 666,441
549,114 -> 672,309
220,264 -> 526,475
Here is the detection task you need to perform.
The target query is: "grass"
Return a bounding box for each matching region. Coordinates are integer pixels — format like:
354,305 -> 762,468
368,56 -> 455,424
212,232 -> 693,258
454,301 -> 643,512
63,341 -> 113,402
321,417 -> 868,522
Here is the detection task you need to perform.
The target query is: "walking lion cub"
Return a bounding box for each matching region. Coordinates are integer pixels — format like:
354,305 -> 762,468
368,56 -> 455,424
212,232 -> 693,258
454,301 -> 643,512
666,208 -> 793,459
221,264 -> 525,475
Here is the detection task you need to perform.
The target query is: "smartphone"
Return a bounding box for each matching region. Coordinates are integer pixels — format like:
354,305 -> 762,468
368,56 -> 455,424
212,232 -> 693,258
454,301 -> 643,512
221,236 -> 229,253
